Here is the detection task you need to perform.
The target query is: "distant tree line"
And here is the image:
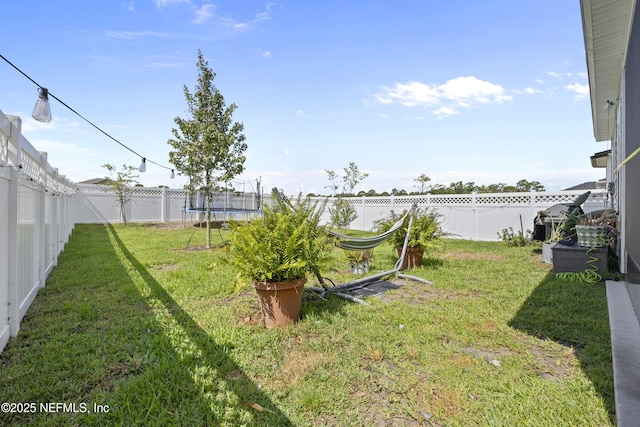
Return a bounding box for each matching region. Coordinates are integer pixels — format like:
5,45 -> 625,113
308,167 -> 545,197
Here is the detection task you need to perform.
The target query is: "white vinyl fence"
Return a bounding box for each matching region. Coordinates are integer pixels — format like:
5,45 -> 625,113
0,111 -> 75,354
329,191 -> 608,240
73,186 -> 608,241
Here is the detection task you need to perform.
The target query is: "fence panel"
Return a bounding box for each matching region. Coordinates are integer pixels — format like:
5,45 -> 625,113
0,167 -> 10,353
72,186 -> 608,242
0,111 -> 76,355
314,190 -> 607,241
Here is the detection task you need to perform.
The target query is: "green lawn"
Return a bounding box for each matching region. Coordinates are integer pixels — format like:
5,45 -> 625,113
0,223 -> 614,426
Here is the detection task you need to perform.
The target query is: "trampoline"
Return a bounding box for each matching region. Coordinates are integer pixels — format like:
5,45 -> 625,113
182,178 -> 262,224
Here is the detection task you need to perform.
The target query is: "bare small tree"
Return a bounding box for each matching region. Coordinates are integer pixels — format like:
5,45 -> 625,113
102,163 -> 139,224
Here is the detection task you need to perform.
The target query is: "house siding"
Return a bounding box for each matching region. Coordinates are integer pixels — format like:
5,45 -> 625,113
624,7 -> 640,285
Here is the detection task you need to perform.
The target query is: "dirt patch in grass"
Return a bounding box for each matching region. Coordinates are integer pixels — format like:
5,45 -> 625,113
354,367 -> 449,427
140,222 -> 187,229
376,280 -> 455,305
446,251 -> 507,262
527,342 -> 576,382
448,339 -> 515,364
273,349 -> 332,389
182,244 -> 226,251
98,357 -> 144,391
152,262 -> 178,271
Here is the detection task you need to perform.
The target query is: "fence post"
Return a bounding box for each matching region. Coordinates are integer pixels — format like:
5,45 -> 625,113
471,192 -> 478,240
161,187 -> 168,222
6,116 -> 20,337
51,168 -> 59,264
38,151 -> 47,289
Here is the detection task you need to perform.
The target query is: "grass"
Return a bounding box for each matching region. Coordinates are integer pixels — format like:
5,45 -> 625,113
0,223 -> 614,426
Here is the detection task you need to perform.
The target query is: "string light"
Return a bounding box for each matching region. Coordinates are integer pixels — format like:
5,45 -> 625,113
31,87 -> 52,122
0,53 -> 175,178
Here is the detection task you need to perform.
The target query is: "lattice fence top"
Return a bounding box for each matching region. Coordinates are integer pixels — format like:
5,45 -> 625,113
129,187 -> 163,196
317,191 -> 606,208
428,196 -> 473,205
20,149 -> 43,185
0,133 -> 8,165
363,197 -> 393,205
475,194 -> 531,205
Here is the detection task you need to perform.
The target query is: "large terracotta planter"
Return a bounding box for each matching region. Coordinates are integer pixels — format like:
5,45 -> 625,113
396,247 -> 424,270
252,278 -> 307,328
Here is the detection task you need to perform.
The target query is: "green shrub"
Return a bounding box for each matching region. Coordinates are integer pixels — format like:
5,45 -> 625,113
498,227 -> 535,247
373,207 -> 447,253
228,194 -> 334,283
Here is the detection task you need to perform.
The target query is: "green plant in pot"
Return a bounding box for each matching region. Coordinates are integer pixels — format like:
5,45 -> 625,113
344,250 -> 372,275
575,209 -> 618,248
228,193 -> 334,328
373,207 -> 446,269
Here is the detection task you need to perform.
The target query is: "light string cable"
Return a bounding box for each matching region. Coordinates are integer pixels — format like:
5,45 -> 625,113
0,53 -> 173,173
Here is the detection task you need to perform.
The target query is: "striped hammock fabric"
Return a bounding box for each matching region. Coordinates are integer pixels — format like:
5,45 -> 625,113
329,209 -> 410,251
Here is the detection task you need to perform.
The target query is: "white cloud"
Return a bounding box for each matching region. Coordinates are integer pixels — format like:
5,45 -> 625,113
564,83 -> 589,100
377,113 -> 391,119
193,4 -> 214,24
153,0 -> 270,29
104,30 -> 174,40
433,105 -> 458,119
30,139 -> 91,155
224,9 -> 272,31
523,87 -> 542,94
261,50 -> 272,58
154,0 -> 189,7
295,110 -> 314,119
374,76 -> 511,118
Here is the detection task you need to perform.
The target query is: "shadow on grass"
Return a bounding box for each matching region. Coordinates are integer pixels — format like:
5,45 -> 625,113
508,271 -> 615,421
105,224 -> 294,426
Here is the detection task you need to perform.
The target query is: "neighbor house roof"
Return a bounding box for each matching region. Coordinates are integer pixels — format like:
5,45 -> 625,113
580,0 -> 635,142
78,178 -> 110,185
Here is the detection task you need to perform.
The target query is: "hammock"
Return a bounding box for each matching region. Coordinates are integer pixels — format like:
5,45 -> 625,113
310,202 -> 431,304
329,209 -> 410,251
269,188 -> 432,304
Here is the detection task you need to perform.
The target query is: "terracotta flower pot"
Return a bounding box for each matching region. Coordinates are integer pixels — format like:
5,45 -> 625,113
396,247 -> 424,270
252,278 -> 307,328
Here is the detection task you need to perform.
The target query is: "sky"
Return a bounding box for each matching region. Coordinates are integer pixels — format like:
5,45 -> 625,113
0,1 -> 607,195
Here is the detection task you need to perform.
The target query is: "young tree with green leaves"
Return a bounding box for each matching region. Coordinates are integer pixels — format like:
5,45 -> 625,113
102,163 -> 140,224
168,50 -> 247,248
414,173 -> 432,194
325,162 -> 368,229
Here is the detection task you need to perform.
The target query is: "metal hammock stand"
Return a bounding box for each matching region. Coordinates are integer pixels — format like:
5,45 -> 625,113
270,189 -> 431,304
308,202 -> 432,304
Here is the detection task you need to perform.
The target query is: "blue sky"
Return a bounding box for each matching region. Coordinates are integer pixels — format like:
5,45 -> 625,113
1,1 -> 605,195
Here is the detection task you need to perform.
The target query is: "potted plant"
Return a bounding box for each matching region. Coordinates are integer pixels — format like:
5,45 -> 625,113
344,250 -> 372,275
542,217 -> 566,264
575,209 -> 618,248
228,193 -> 334,328
373,207 -> 446,269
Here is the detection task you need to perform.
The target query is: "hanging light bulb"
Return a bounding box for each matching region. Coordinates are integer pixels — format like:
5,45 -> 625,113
32,87 -> 52,122
170,169 -> 175,179
139,158 -> 146,172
